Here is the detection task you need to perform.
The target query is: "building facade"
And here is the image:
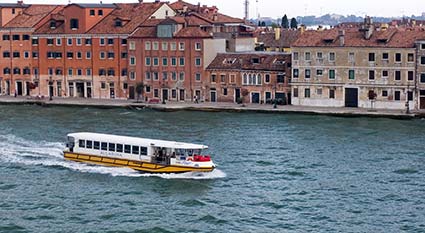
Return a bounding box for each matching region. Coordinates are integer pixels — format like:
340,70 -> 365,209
206,52 -> 291,104
291,19 -> 425,110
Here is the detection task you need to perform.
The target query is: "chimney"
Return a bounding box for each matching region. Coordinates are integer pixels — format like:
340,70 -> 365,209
338,29 -> 345,46
182,5 -> 188,13
363,16 -> 374,40
299,24 -> 306,34
17,0 -> 23,5
274,27 -> 281,41
213,13 -> 218,21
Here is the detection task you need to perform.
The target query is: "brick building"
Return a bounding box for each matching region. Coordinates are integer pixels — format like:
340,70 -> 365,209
206,52 -> 291,104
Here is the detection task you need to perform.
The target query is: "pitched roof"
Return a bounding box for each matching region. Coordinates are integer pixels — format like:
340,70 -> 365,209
0,3 -> 29,8
4,5 -> 59,28
293,28 -> 425,48
174,27 -> 211,38
207,52 -> 289,72
257,29 -> 300,48
72,3 -> 116,9
88,2 -> 164,34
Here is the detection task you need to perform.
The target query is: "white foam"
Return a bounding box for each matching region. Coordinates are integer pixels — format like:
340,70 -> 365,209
0,134 -> 226,180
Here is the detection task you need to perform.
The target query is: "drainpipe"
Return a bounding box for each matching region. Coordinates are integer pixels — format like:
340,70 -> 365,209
9,29 -> 13,96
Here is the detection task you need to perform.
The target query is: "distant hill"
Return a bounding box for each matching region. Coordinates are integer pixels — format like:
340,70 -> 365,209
253,14 -> 425,27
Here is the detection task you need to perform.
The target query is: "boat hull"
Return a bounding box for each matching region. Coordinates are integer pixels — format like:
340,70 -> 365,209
64,152 -> 215,173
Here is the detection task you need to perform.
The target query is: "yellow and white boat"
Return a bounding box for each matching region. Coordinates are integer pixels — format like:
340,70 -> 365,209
63,132 -> 216,173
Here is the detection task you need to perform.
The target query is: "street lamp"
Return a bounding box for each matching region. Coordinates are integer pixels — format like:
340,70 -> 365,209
48,76 -> 53,101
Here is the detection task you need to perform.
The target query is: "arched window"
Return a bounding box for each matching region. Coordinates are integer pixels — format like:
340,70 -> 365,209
23,67 -> 30,75
243,73 -> 247,85
3,67 -> 10,75
13,67 -> 20,75
257,74 -> 262,85
248,74 -> 252,85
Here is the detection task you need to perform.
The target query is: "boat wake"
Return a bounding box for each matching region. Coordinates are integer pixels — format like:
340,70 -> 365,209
0,134 -> 226,180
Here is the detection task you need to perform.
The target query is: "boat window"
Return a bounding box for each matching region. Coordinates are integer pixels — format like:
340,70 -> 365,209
116,144 -> 123,153
132,146 -> 140,155
101,142 -> 108,151
79,140 -> 85,148
108,143 -> 116,152
175,149 -> 184,156
124,145 -> 131,154
86,140 -> 93,149
140,147 -> 148,155
94,141 -> 100,150
193,149 -> 201,155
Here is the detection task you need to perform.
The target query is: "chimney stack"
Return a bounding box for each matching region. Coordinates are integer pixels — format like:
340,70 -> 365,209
338,29 -> 345,46
274,27 -> 281,41
363,16 -> 374,40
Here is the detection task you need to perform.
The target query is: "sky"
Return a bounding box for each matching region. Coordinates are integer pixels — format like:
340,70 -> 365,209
20,0 -> 425,19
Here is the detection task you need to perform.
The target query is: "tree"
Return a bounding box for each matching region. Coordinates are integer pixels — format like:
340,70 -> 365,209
135,82 -> 144,102
281,14 -> 289,28
290,17 -> 298,29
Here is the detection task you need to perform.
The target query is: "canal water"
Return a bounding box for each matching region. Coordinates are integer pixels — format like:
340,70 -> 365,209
0,105 -> 424,232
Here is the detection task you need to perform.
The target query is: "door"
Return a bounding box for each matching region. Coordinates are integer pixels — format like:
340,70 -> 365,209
275,92 -> 286,105
6,80 -> 10,95
420,90 -> 425,109
110,88 -> 115,99
265,92 -> 272,104
179,89 -> 185,101
210,91 -> 216,102
25,82 -> 30,96
162,89 -> 169,101
251,92 -> 260,104
16,81 -> 23,96
195,90 -> 201,101
129,86 -> 135,99
235,88 -> 241,103
345,88 -> 358,107
76,82 -> 84,97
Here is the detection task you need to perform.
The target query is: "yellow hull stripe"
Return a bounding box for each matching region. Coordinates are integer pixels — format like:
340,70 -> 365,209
64,152 -> 214,173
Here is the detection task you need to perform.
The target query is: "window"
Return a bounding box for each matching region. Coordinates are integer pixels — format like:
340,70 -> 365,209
408,71 -> 414,81
421,56 -> 425,65
50,20 -> 56,28
162,57 -> 168,66
98,9 -> 103,16
12,35 -> 20,40
24,51 -> 29,59
170,42 -> 176,51
408,53 -> 414,62
329,52 -> 335,61
394,90 -> 401,101
23,35 -> 30,40
211,74 -> 217,83
101,82 -> 106,89
305,52 -> 311,61
67,38 -> 72,46
382,70 -> 388,78
348,52 -> 355,62
132,146 -> 140,155
56,38 -> 62,46
171,57 -> 177,66
195,42 -> 201,50
2,35 -> 10,40
48,68 -> 53,75
13,68 -> 20,75
422,44 -> 425,50
421,73 -> 425,83
395,53 -> 402,63
47,38 -> 54,45
76,38 -> 82,45
329,70 -> 335,79
161,72 -> 167,81
316,52 -> 323,60
32,52 -> 38,59
70,19 -> 79,29
154,89 -> 159,97
77,69 -> 82,76
124,145 -> 131,154
107,52 -> 114,59
108,143 -> 116,152
408,91 -> 413,101
153,72 -> 159,80
153,42 -> 159,50
316,88 -> 322,95
67,52 -> 73,59
146,86 -> 151,93
93,141 -> 100,150
195,58 -> 201,66
329,89 -> 335,99
179,57 -> 185,66
85,38 -> 92,45
316,69 -> 323,76
220,74 -> 226,83
79,140 -> 85,148
179,42 -> 185,50
130,56 -> 136,65
145,57 -> 151,66
55,68 -> 62,75
369,53 -> 375,62
100,38 -> 105,46
121,39 -> 127,45
145,72 -> 151,80
23,67 -> 30,75
3,67 -> 10,75
382,90 -> 388,97
86,141 -> 93,149
129,41 -> 135,50
86,69 -> 92,76
277,74 -> 284,83
130,71 -> 135,80
101,142 -> 108,151
98,69 -> 106,76
120,68 -> 127,76
3,51 -> 10,58
369,70 -> 375,80
171,72 -> 177,81
304,88 -> 310,98
153,57 -> 159,66
121,52 -> 128,59
107,38 -> 114,45
305,69 -> 311,79
144,41 -> 151,50
86,51 -> 91,59
76,52 -> 82,59
265,74 -> 271,83
395,70 -> 401,81
195,73 -> 201,81
115,19 -> 122,27
162,42 -> 168,50
108,68 -> 115,76
293,52 -> 299,60
382,52 -> 389,60
90,9 -> 95,16
293,88 -> 298,98
179,72 -> 185,81
223,88 -> 228,96
13,52 -> 20,58
68,68 -> 73,76
32,38 -> 38,45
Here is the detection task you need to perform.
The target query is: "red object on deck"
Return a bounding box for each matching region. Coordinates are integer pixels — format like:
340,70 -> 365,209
193,155 -> 211,162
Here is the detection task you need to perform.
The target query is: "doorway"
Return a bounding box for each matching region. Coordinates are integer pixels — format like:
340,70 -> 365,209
76,82 -> 84,97
162,89 -> 169,101
420,90 -> 425,109
345,88 -> 358,107
251,92 -> 260,104
6,80 -> 10,95
129,86 -> 135,99
25,81 -> 30,96
16,81 -> 23,96
235,88 -> 241,103
179,89 -> 185,101
210,90 -> 217,102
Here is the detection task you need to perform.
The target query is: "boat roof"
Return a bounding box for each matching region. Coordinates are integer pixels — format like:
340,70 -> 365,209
67,132 -> 208,150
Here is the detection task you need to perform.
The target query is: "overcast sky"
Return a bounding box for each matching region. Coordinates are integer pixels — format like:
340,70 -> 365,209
22,0 -> 425,19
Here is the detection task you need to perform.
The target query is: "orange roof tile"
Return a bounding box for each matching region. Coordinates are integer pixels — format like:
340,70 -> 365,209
4,4 -> 60,28
207,52 -> 290,72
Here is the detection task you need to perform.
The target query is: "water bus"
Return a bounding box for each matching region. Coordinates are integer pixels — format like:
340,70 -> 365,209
63,132 -> 216,173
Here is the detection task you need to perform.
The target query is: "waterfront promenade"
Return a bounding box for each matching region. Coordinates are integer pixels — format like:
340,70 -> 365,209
0,96 -> 423,119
